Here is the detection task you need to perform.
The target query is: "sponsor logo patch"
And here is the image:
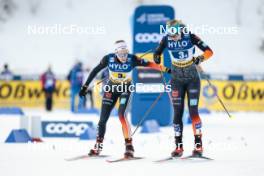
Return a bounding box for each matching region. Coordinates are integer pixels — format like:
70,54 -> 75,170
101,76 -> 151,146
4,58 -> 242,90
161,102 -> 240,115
173,124 -> 181,132
105,92 -> 112,99
120,98 -> 127,105
190,98 -> 198,106
195,122 -> 202,129
189,89 -> 198,93
172,90 -> 179,97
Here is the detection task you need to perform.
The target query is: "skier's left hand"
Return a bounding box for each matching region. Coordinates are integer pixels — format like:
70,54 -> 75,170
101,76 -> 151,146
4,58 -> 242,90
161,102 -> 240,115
79,85 -> 89,97
153,54 -> 161,64
193,55 -> 204,65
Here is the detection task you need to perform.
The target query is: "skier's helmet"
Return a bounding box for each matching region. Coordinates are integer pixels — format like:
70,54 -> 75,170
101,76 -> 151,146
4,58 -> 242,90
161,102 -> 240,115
166,19 -> 185,38
114,40 -> 128,63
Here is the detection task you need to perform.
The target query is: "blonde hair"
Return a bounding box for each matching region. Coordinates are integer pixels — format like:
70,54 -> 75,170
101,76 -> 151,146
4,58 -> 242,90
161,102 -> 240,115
167,19 -> 183,27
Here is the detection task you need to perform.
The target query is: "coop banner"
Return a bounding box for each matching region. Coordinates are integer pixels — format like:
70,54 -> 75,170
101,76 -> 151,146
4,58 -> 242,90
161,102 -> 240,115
199,80 -> 264,111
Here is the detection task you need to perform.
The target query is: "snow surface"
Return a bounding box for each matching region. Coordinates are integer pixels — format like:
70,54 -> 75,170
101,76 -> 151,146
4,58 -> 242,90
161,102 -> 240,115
0,110 -> 264,176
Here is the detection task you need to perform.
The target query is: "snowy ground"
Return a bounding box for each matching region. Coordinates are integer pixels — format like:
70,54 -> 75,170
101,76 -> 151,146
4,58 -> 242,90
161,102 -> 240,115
1,110 -> 264,176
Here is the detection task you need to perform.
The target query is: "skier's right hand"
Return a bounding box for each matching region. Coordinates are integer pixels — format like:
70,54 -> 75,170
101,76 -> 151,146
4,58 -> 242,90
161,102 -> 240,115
193,55 -> 204,65
153,54 -> 161,64
165,68 -> 171,74
79,85 -> 89,97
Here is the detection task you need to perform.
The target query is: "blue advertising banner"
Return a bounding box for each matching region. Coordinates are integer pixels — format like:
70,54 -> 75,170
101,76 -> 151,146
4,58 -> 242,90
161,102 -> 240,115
132,5 -> 175,126
41,120 -> 94,137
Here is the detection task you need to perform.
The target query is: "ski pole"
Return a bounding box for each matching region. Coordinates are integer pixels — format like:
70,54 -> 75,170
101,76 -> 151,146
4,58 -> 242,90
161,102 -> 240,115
131,91 -> 165,136
89,78 -> 106,90
197,66 -> 233,119
158,67 -> 173,103
137,48 -> 153,58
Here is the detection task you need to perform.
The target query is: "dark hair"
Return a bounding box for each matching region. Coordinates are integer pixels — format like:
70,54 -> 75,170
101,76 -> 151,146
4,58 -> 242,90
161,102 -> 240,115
115,40 -> 125,44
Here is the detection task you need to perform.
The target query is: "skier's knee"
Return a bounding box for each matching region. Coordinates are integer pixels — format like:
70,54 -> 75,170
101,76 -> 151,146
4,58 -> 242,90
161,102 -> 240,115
189,108 -> 199,118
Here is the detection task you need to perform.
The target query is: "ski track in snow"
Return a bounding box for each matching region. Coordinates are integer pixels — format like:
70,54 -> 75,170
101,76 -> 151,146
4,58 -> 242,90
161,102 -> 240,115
0,110 -> 264,176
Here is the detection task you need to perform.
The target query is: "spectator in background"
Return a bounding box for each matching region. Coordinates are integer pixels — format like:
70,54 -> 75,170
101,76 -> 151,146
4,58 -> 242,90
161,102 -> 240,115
40,66 -> 56,111
260,33 -> 264,52
0,63 -> 13,80
67,61 -> 83,112
82,67 -> 94,109
0,0 -> 16,21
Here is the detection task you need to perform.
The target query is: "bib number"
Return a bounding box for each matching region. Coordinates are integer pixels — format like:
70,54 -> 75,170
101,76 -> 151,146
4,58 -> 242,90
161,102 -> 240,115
172,50 -> 189,59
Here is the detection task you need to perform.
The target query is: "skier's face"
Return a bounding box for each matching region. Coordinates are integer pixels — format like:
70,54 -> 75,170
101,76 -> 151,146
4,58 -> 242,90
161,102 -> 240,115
167,23 -> 182,40
170,34 -> 181,41
116,49 -> 128,63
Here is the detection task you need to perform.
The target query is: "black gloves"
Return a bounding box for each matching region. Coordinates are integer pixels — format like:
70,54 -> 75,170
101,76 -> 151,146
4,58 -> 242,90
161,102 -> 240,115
165,67 -> 171,74
193,55 -> 205,65
79,85 -> 89,97
154,54 -> 161,64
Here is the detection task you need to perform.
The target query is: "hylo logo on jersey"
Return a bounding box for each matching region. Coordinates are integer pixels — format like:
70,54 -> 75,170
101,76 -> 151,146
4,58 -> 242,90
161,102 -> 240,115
168,40 -> 188,49
109,63 -> 129,70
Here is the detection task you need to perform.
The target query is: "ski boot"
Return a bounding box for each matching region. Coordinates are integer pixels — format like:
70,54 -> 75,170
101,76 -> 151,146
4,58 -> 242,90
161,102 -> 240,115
171,136 -> 184,157
124,138 -> 134,158
192,135 -> 203,157
88,137 -> 103,156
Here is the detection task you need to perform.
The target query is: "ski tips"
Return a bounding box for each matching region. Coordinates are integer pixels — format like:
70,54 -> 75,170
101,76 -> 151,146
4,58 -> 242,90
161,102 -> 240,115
154,155 -> 213,163
107,156 -> 144,163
